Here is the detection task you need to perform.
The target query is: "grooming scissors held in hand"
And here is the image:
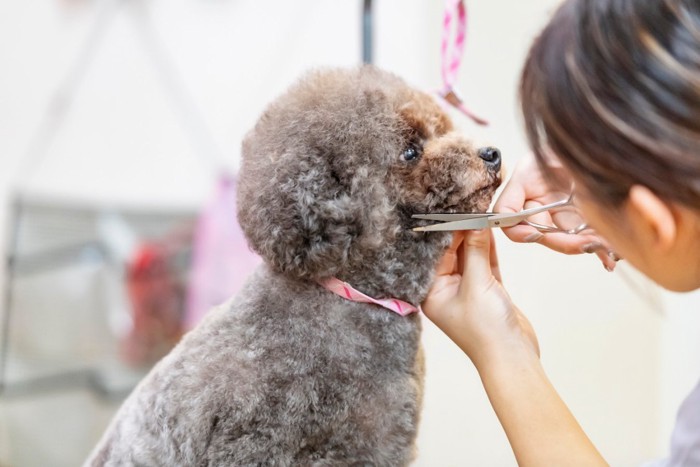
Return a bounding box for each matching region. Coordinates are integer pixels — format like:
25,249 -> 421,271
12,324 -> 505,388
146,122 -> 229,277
413,189 -> 619,268
412,194 -> 586,234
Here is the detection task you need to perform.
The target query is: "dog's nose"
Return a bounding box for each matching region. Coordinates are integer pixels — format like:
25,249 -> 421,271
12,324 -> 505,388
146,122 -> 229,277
478,146 -> 501,171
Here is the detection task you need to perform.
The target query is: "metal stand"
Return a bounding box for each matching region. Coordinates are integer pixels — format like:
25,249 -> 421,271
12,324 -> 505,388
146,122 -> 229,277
362,0 -> 373,64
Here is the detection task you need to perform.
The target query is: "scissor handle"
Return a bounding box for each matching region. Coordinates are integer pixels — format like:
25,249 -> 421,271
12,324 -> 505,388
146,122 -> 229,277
474,195 -> 574,228
504,196 -> 573,219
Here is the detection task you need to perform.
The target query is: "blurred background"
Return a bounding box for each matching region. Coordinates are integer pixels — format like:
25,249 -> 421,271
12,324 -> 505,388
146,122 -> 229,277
0,0 -> 699,465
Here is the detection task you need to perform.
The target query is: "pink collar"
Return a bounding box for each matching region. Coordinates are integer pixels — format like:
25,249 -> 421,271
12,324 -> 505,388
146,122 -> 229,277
319,277 -> 420,317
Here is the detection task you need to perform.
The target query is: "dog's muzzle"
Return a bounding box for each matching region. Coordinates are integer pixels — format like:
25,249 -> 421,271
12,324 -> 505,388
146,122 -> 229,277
478,146 -> 501,173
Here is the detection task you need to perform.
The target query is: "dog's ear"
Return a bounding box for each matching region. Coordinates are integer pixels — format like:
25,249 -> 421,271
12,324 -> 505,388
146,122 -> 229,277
237,67 -> 401,280
237,139 -> 387,280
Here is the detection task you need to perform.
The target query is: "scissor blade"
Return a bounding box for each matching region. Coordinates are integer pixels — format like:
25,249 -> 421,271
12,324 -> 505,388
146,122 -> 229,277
412,213 -> 493,221
412,197 -> 575,232
412,217 -> 490,231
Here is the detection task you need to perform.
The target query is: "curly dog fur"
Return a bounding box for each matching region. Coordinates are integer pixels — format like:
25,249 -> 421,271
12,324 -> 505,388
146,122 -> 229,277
86,65 -> 501,466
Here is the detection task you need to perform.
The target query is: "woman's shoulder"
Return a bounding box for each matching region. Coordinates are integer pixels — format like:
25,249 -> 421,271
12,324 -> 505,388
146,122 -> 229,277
644,377 -> 700,467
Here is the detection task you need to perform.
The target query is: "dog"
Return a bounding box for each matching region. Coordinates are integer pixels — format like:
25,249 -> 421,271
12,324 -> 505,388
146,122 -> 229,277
86,65 -> 502,466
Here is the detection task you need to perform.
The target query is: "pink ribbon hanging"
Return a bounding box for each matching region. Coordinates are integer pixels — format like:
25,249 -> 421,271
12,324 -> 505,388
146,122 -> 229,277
437,0 -> 488,126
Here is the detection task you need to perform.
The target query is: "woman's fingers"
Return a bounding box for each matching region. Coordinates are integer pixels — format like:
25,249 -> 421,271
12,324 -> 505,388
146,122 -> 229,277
501,225 -> 603,255
493,181 -> 527,217
435,232 -> 464,276
459,229 -> 494,296
532,231 -> 603,255
594,245 -> 619,271
499,223 -> 547,244
489,230 -> 503,283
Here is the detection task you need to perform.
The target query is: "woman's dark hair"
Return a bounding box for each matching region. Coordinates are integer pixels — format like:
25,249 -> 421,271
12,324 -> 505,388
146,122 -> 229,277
521,0 -> 700,208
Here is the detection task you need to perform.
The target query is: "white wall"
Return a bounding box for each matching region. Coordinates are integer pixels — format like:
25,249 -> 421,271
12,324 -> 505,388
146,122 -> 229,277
0,0 -> 697,465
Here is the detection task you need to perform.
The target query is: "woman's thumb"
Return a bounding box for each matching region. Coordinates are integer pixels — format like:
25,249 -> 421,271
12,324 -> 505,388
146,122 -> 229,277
460,229 -> 493,285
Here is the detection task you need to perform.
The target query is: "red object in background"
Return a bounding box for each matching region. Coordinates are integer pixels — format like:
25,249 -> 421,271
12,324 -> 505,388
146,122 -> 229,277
121,242 -> 185,367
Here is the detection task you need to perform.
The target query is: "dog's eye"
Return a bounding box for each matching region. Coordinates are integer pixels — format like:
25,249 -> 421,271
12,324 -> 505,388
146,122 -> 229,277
400,146 -> 421,162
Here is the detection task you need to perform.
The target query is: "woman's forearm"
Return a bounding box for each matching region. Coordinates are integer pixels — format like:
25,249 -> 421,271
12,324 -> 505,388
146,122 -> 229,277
477,347 -> 608,467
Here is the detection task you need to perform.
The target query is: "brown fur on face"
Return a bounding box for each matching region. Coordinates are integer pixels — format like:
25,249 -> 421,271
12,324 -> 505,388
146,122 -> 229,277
389,91 -> 501,217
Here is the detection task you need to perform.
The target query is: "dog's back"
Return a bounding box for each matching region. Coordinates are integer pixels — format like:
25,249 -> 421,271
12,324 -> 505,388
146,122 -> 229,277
86,265 -> 423,466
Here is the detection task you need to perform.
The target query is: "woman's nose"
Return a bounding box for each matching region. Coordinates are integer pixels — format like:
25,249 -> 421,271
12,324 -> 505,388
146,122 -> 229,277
478,146 -> 501,171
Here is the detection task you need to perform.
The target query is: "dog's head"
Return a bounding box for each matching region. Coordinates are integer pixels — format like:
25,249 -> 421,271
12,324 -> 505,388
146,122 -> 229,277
238,66 -> 501,302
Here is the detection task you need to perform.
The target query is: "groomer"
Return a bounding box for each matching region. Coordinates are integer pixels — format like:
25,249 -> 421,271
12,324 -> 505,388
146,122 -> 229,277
423,0 -> 700,465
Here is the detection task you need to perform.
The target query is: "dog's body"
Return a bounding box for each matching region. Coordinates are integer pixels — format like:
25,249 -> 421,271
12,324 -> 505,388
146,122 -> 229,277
87,66 -> 500,466
90,269 -> 423,465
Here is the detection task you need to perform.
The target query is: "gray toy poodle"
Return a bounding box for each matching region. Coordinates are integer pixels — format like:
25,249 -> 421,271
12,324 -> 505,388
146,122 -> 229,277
86,65 -> 502,466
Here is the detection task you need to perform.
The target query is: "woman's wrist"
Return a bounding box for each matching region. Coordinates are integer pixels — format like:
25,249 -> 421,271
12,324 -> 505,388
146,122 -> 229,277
473,337 -> 606,467
448,304 -> 541,372
469,333 -> 541,376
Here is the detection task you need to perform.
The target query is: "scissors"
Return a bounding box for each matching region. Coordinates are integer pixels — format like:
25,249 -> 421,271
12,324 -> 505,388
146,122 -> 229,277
412,195 -> 588,233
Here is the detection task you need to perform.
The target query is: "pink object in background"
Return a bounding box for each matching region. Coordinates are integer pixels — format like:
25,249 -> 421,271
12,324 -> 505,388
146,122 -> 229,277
185,175 -> 261,328
436,0 -> 489,126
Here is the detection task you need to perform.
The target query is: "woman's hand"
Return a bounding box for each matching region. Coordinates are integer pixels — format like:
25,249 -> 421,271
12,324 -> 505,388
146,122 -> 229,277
494,155 -> 617,271
422,230 -> 539,369
422,230 -> 607,467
